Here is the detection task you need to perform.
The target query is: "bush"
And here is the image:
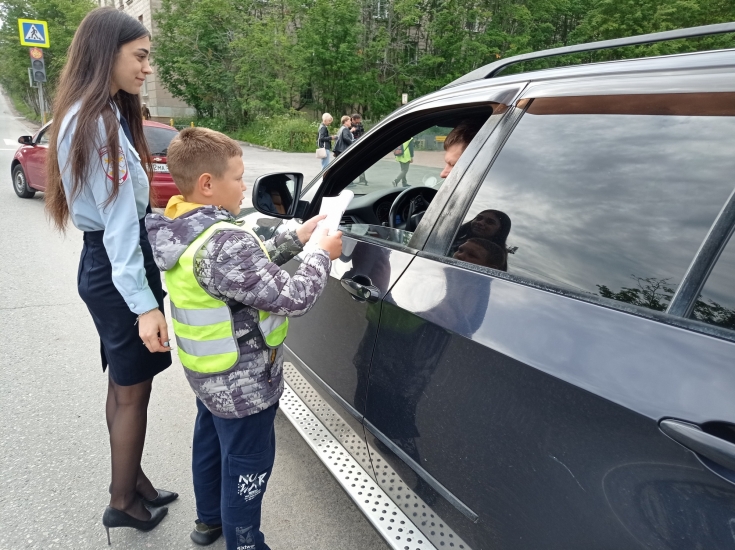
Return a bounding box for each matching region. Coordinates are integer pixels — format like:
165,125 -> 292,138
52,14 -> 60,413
182,112 -> 377,152
234,114 -> 323,152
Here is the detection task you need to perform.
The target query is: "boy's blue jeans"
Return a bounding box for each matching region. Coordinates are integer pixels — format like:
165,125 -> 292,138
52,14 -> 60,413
321,150 -> 330,170
193,398 -> 277,550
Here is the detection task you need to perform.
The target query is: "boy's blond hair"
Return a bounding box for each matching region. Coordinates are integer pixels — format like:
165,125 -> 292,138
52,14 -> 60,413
166,127 -> 243,195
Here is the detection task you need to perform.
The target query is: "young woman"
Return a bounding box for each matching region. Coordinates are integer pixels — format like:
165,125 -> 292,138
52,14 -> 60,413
317,112 -> 334,169
46,7 -> 176,543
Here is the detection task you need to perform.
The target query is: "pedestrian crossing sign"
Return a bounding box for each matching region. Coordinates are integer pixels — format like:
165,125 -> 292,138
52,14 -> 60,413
18,19 -> 49,48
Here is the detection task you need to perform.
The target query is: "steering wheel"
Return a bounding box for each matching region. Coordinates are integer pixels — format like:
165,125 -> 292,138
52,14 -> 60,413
388,186 -> 438,231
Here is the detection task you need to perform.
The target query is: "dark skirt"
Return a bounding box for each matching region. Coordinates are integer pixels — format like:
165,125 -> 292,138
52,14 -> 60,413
78,217 -> 172,386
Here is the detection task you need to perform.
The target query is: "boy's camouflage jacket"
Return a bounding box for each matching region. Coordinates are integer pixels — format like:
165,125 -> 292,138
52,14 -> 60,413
146,206 -> 331,419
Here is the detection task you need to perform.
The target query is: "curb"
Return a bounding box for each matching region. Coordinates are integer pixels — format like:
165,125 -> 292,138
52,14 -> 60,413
1,88 -> 42,134
236,140 -> 282,153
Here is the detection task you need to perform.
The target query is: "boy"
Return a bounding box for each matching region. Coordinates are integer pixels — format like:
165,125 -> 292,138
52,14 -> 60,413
145,127 -> 342,550
453,238 -> 506,271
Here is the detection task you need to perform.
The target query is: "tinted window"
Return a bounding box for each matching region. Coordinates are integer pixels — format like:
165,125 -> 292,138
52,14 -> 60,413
452,93 -> 735,313
691,236 -> 735,331
144,126 -> 178,155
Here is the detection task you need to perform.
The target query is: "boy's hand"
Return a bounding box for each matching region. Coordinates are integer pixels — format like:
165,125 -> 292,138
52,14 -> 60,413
296,214 -> 327,244
317,229 -> 343,260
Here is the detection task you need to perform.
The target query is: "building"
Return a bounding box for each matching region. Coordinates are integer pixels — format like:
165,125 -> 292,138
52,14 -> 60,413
98,0 -> 196,122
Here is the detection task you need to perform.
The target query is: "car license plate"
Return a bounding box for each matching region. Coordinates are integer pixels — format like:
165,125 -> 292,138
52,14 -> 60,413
152,163 -> 169,173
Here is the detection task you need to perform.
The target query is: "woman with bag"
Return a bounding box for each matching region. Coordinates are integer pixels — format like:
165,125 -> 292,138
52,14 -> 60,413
45,7 -> 175,543
316,113 -> 334,169
332,115 -> 354,158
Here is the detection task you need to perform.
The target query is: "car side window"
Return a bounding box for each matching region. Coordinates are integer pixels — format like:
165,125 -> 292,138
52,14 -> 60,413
36,126 -> 50,146
450,93 -> 735,315
339,119 -> 489,247
690,237 -> 735,331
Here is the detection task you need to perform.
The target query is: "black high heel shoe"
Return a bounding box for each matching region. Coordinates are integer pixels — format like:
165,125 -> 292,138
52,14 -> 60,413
108,485 -> 178,507
142,489 -> 178,507
102,505 -> 168,545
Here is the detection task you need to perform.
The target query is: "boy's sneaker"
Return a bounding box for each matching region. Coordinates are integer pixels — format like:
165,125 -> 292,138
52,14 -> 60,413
191,520 -> 223,545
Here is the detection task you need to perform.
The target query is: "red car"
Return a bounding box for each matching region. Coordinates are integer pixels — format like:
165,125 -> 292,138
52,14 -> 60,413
11,119 -> 180,208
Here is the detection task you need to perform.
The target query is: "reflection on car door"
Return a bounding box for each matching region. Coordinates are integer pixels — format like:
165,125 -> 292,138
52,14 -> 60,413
282,231 -> 414,418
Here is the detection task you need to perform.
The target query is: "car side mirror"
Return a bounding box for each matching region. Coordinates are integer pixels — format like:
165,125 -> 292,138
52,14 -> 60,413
18,136 -> 33,145
252,172 -> 305,219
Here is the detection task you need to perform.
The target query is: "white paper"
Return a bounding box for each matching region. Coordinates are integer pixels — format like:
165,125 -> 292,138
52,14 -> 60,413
315,190 -> 354,235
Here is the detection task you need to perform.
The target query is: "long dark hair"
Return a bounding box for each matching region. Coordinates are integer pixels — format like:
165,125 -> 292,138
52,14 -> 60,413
457,209 -> 511,248
46,7 -> 151,231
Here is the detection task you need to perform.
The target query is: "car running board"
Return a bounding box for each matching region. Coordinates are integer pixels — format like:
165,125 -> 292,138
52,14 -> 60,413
282,362 -> 471,550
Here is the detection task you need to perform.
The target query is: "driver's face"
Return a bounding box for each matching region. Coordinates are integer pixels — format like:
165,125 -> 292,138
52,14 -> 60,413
440,143 -> 465,179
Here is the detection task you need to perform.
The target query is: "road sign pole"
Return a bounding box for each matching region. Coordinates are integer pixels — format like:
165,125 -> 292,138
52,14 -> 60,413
38,82 -> 45,125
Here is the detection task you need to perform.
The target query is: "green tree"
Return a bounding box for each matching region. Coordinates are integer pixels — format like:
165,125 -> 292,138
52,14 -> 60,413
232,0 -> 304,117
154,0 -> 248,126
295,0 -> 364,115
0,0 -> 94,116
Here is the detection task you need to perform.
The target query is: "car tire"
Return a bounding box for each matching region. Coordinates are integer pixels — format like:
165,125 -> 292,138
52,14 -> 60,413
12,165 -> 35,199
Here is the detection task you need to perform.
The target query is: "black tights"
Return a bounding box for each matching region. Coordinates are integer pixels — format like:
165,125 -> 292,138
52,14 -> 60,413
106,377 -> 157,520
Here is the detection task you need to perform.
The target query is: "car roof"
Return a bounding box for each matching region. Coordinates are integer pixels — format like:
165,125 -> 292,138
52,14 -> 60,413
445,47 -> 735,93
446,21 -> 735,88
143,120 -> 177,131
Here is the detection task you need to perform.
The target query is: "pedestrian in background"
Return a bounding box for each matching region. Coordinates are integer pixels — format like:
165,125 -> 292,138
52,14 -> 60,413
141,102 -> 151,120
332,115 -> 354,158
44,6 -> 175,543
392,136 -> 415,187
317,113 -> 333,170
350,113 -> 364,139
351,113 -> 368,184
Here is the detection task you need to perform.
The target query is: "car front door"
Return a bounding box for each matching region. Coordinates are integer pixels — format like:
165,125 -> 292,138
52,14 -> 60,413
281,84 -> 524,431
363,83 -> 735,550
24,123 -> 51,191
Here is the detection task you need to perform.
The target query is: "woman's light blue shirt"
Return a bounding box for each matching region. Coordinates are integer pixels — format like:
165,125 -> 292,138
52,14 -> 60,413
57,102 -> 158,315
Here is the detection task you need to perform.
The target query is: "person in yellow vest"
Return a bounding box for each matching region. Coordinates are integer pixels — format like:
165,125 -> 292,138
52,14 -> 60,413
145,127 -> 342,549
392,136 -> 415,187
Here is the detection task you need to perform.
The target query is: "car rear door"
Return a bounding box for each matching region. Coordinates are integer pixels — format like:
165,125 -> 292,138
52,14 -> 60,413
363,75 -> 735,550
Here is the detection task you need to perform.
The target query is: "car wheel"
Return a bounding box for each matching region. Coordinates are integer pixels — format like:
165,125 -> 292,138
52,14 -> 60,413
12,165 -> 35,199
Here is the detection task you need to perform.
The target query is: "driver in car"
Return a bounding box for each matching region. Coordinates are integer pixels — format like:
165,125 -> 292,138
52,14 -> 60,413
439,120 -> 483,179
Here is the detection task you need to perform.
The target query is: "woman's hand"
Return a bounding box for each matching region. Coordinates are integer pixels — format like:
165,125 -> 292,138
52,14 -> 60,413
296,214 -> 327,244
139,309 -> 170,353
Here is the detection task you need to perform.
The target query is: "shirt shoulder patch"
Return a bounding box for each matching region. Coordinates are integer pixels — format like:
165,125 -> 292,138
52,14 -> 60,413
98,146 -> 129,184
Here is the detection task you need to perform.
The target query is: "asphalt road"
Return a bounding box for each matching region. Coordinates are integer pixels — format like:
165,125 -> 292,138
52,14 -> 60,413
0,91 -> 389,550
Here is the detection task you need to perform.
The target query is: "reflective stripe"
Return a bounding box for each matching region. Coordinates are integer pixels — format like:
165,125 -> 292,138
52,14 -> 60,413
170,302 -> 231,326
175,334 -> 238,357
260,313 -> 287,334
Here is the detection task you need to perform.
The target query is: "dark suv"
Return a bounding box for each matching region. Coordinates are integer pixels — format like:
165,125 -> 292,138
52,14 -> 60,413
247,23 -> 735,550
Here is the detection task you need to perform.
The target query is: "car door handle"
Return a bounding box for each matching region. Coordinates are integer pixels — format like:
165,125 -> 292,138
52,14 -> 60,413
660,419 -> 735,473
340,278 -> 380,303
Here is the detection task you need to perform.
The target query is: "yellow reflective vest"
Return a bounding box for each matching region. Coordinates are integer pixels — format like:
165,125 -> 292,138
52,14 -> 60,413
165,221 -> 289,374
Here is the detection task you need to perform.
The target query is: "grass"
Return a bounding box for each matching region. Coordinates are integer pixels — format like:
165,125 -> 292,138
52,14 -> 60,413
232,114 -> 321,152
7,91 -> 42,124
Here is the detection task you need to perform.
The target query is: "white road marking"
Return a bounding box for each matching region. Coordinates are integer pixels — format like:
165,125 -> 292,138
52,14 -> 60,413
4,139 -> 20,146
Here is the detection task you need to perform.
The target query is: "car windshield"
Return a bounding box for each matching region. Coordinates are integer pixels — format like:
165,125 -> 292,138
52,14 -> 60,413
144,126 -> 178,156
